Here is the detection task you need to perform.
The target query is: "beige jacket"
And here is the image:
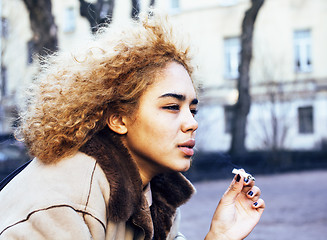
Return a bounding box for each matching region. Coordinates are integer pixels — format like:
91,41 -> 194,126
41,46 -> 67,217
0,127 -> 195,239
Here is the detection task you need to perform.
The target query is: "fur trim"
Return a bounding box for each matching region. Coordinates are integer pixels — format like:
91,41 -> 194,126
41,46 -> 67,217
150,173 -> 195,239
80,126 -> 143,222
80,126 -> 195,239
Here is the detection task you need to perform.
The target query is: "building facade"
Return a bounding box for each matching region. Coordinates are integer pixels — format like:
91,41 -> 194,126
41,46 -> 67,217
168,0 -> 327,152
1,0 -> 327,152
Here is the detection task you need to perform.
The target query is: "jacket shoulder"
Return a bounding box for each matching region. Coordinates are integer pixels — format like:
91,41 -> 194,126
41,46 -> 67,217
0,152 -> 110,235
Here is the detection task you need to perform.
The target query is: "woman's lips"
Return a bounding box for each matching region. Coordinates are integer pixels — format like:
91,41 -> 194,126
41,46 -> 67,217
179,147 -> 194,156
178,139 -> 195,157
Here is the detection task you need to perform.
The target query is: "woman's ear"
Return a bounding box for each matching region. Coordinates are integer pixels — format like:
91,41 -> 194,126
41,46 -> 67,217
107,115 -> 128,135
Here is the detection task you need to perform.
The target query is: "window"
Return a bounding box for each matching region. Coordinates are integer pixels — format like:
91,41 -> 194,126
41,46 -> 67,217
170,0 -> 180,14
171,0 -> 180,9
0,66 -> 7,99
63,7 -> 76,33
224,105 -> 234,133
294,30 -> 312,72
1,18 -> 9,38
224,37 -> 240,79
219,0 -> 239,6
298,106 -> 314,134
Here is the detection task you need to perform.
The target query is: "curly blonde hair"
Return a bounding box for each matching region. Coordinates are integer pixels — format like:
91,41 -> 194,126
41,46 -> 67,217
17,14 -> 195,164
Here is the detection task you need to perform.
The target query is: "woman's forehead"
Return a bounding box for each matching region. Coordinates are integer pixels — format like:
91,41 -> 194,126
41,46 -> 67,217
154,62 -> 194,88
145,67 -> 196,101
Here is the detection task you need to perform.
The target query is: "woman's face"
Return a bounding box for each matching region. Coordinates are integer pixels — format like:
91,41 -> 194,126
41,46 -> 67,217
122,62 -> 198,178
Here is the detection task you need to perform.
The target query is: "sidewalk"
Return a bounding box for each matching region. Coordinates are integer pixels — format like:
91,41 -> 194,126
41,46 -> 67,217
179,170 -> 327,240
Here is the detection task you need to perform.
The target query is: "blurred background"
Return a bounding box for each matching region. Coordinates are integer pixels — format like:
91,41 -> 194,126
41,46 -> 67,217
0,0 -> 327,239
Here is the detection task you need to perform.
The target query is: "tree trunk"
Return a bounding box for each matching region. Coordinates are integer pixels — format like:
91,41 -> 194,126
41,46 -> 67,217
149,0 -> 156,7
229,0 -> 264,156
22,0 -> 58,58
79,0 -> 115,33
131,0 -> 140,20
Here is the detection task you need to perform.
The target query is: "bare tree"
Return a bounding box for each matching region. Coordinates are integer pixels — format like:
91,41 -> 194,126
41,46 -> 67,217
80,0 -> 156,32
131,0 -> 156,19
22,0 -> 58,58
229,0 -> 264,156
131,0 -> 140,20
250,82 -> 291,151
149,0 -> 156,7
79,0 -> 115,33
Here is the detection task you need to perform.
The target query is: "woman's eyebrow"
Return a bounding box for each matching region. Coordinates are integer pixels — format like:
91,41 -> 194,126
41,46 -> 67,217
159,93 -> 185,101
191,98 -> 199,105
159,93 -> 198,105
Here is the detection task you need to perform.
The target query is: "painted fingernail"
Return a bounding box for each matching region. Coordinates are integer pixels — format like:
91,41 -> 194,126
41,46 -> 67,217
253,202 -> 258,206
244,177 -> 249,183
236,174 -> 241,182
248,191 -> 253,196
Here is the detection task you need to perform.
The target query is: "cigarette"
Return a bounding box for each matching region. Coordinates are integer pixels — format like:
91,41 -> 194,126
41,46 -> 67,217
232,168 -> 255,181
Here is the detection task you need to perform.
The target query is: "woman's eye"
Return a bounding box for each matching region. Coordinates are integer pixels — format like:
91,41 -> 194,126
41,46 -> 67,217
162,105 -> 198,116
163,105 -> 180,111
191,109 -> 198,116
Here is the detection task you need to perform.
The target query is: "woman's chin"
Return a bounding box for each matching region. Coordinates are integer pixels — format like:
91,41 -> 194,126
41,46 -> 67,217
176,160 -> 191,173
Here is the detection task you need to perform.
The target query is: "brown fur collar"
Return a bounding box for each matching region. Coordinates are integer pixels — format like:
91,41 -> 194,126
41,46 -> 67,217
80,126 -> 195,240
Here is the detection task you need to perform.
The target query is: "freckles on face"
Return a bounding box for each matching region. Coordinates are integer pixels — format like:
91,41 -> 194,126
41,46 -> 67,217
123,62 -> 198,176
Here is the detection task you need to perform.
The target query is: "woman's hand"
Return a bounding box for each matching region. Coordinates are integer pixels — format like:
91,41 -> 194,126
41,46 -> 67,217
205,171 -> 265,240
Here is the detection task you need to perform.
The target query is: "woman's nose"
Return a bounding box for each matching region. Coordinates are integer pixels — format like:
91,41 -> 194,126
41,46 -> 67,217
181,111 -> 198,133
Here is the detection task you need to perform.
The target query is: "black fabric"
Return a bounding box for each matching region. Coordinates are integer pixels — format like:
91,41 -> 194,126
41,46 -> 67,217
0,160 -> 32,191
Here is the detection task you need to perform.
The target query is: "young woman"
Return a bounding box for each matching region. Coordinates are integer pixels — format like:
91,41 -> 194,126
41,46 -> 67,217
0,15 -> 264,240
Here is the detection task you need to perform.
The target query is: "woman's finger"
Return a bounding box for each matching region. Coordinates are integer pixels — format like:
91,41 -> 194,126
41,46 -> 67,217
247,186 -> 261,202
241,179 -> 255,194
235,169 -> 256,186
252,198 -> 265,213
221,174 -> 244,203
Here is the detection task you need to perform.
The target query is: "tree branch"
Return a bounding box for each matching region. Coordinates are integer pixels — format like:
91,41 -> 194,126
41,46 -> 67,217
79,0 -> 115,33
22,0 -> 58,57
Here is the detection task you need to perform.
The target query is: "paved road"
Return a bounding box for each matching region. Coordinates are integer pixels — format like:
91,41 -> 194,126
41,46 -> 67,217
179,170 -> 327,240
